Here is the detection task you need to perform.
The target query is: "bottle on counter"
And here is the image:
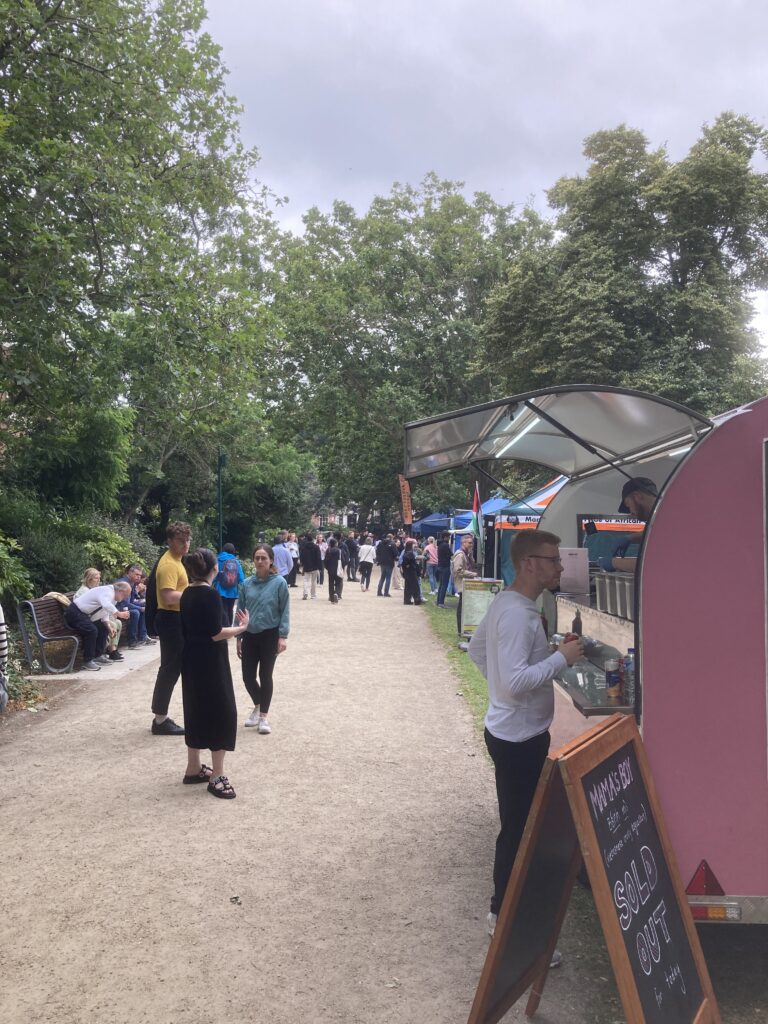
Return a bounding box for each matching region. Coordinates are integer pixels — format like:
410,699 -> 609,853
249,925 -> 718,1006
571,607 -> 582,636
623,648 -> 635,703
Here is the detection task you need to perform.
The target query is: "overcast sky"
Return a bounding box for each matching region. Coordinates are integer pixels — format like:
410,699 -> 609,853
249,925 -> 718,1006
203,0 -> 768,338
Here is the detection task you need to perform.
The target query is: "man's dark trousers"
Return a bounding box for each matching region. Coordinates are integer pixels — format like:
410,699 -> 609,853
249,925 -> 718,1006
484,727 -> 550,915
64,605 -> 108,662
151,610 -> 183,715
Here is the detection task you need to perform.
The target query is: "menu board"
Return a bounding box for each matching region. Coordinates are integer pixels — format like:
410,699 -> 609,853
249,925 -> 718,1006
581,741 -> 704,1022
468,716 -> 720,1024
461,578 -> 502,635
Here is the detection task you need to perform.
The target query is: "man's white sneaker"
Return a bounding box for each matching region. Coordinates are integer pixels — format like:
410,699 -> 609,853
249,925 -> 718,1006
244,708 -> 260,728
257,717 -> 272,734
487,912 -> 497,937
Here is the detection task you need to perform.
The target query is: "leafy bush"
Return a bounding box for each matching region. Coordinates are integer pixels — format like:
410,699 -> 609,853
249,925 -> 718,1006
0,488 -> 47,537
3,629 -> 43,706
0,532 -> 34,606
16,525 -> 89,594
43,512 -> 158,579
89,514 -> 160,569
0,490 -> 160,591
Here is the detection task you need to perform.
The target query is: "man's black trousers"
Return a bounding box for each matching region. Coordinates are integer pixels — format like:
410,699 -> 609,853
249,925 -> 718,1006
151,610 -> 184,715
484,727 -> 550,915
64,604 -> 108,663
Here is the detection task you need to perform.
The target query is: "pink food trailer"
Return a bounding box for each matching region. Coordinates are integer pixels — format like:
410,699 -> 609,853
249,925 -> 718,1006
404,386 -> 768,923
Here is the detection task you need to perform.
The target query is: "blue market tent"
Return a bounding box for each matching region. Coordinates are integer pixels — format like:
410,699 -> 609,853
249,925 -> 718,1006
412,495 -> 511,534
411,510 -> 470,534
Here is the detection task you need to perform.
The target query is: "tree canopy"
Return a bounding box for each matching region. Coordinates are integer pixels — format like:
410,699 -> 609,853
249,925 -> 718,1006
0,1 -> 767,569
480,115 -> 768,413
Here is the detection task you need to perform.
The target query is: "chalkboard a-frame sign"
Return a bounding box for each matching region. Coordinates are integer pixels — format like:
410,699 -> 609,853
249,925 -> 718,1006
468,715 -> 720,1024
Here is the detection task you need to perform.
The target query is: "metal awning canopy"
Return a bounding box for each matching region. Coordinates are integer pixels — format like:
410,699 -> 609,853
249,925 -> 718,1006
404,386 -> 713,480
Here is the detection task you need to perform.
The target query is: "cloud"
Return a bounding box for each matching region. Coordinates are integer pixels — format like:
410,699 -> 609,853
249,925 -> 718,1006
204,0 -> 768,223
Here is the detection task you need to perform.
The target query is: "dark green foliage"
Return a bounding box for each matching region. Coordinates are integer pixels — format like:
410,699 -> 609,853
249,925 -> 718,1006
0,532 -> 34,608
16,525 -> 88,595
84,514 -> 160,571
269,176 -> 523,519
3,630 -> 43,706
481,115 -> 768,416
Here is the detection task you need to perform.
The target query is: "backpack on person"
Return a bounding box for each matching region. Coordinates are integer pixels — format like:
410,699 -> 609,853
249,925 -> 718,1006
217,558 -> 239,590
144,549 -> 166,638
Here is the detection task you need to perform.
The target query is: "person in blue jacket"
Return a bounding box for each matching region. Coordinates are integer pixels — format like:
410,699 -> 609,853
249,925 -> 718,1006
214,543 -> 245,626
236,544 -> 290,734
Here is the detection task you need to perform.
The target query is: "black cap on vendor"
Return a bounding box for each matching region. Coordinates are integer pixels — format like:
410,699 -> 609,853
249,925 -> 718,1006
618,477 -> 658,519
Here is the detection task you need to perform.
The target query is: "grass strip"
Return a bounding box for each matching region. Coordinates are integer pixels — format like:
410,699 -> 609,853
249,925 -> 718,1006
421,592 -> 488,731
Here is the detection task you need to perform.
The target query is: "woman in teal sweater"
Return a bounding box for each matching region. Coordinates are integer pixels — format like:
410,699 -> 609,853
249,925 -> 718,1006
236,544 -> 290,734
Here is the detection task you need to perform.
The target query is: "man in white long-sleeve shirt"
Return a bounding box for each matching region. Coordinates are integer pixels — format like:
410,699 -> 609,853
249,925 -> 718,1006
468,530 -> 582,944
65,581 -> 132,671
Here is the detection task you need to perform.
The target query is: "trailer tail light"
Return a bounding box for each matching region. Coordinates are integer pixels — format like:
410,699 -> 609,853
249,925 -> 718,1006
688,903 -> 741,921
685,860 -> 741,921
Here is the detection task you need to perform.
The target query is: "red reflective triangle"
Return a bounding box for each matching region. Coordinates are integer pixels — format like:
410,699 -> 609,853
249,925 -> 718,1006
686,860 -> 725,896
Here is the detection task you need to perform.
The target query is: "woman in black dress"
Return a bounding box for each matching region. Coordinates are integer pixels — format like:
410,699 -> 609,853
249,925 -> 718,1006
180,548 -> 249,799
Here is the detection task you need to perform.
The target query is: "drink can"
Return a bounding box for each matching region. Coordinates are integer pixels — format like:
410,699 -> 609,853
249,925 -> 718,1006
605,658 -> 622,699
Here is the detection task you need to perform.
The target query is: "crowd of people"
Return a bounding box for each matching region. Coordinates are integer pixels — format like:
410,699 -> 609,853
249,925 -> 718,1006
62,523 -> 477,804
267,527 -> 478,620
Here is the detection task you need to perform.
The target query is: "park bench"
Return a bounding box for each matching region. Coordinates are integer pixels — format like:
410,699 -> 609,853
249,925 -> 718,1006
16,595 -> 80,674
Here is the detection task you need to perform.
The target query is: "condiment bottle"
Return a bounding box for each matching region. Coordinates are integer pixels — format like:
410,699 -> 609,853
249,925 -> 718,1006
571,607 -> 582,636
623,648 -> 635,702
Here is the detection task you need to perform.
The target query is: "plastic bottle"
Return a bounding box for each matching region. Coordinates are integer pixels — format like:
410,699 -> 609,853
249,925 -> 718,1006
623,648 -> 635,703
571,607 -> 582,636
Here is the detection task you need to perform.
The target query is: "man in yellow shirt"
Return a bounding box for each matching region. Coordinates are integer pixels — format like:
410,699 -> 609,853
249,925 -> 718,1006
150,521 -> 191,735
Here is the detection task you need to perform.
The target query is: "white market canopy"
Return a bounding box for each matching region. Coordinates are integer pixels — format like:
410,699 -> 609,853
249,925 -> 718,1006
404,386 -> 713,481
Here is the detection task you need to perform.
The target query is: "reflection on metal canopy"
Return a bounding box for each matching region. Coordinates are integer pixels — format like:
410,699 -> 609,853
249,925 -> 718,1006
404,386 -> 712,480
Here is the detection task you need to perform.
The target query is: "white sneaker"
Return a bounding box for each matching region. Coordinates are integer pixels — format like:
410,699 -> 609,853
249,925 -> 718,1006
257,717 -> 272,734
244,708 -> 260,728
487,912 -> 497,937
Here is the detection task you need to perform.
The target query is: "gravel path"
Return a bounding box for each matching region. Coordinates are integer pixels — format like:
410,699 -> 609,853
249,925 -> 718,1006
6,582 -> 762,1023
1,584 -> 523,1024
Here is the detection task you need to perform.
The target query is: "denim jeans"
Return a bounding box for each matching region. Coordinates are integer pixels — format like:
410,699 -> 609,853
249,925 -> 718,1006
377,565 -> 393,595
436,566 -> 451,606
127,605 -> 147,642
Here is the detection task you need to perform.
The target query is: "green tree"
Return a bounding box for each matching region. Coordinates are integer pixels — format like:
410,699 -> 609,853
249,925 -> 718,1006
0,0 -> 275,511
269,176 -> 525,523
481,115 -> 768,414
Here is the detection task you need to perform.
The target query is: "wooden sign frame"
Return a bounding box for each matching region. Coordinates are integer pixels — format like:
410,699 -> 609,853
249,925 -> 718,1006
468,715 -> 721,1024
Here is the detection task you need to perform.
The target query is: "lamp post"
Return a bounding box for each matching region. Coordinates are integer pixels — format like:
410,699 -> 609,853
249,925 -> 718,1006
217,449 -> 227,552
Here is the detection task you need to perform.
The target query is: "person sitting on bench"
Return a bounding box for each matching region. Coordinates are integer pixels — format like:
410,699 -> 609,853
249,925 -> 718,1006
64,579 -> 132,671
